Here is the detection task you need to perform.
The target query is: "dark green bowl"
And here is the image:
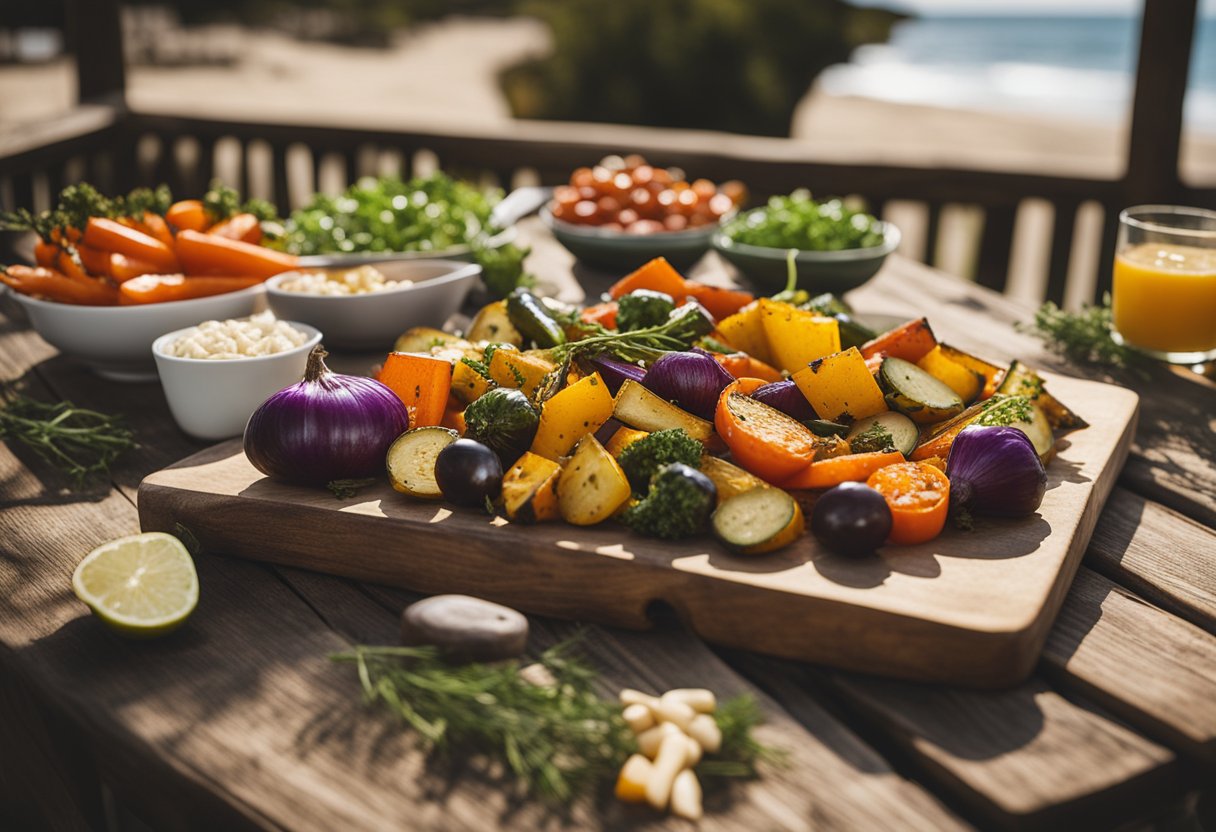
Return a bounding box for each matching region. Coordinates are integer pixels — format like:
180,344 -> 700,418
711,219 -> 901,295
541,207 -> 722,272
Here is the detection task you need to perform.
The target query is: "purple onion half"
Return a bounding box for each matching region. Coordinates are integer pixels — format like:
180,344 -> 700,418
587,354 -> 647,396
751,379 -> 817,421
946,425 -> 1047,517
244,346 -> 410,485
643,349 -> 735,420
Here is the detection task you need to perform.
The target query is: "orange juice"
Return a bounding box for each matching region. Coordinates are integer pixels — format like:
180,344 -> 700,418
1112,243 -> 1216,354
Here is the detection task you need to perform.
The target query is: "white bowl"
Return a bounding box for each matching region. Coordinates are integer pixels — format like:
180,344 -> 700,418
265,260 -> 481,350
152,321 -> 322,441
5,284 -> 267,382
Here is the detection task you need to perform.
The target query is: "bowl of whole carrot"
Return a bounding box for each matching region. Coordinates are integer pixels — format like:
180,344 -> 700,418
0,183 -> 302,380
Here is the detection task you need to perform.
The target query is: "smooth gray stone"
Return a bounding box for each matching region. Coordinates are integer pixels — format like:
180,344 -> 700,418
400,594 -> 529,661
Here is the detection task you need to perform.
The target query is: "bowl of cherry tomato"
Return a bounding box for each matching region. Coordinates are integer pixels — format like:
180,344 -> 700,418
543,155 -> 745,271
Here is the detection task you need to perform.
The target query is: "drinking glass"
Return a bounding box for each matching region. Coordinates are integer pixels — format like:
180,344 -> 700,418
1111,205 -> 1216,364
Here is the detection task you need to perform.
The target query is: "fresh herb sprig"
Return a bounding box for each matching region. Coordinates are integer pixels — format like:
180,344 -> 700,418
333,638 -> 776,805
1019,295 -> 1146,373
1,183 -> 172,240
0,395 -> 134,484
551,304 -> 715,365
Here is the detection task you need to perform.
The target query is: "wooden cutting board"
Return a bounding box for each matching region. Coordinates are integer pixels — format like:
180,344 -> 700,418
138,371 -> 1138,688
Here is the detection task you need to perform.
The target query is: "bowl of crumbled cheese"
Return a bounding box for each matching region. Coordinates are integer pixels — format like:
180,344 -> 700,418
265,260 -> 481,350
151,312 -> 322,440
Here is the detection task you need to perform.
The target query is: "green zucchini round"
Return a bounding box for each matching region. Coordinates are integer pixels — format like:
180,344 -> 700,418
879,357 -> 965,425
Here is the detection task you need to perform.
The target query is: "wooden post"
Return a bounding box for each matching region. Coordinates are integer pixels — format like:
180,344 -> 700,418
1123,0 -> 1196,202
66,0 -> 126,106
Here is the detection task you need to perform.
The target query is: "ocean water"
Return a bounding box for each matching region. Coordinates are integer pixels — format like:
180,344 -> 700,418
819,15 -> 1216,132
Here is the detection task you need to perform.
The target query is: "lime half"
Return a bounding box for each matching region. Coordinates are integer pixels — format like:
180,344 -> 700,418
72,532 -> 199,637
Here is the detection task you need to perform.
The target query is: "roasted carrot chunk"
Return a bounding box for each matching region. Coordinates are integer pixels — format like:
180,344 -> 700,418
778,450 -> 905,490
715,379 -> 820,483
378,352 -> 453,429
860,318 -> 937,363
608,256 -> 688,299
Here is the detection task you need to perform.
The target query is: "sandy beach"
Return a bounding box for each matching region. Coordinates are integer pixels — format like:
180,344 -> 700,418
1,14 -> 1212,306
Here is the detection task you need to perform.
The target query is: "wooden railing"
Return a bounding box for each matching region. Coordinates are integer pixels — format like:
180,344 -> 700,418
3,107 -> 1212,307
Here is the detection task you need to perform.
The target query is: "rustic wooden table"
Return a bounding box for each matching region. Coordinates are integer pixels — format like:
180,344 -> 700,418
1,218 -> 1214,832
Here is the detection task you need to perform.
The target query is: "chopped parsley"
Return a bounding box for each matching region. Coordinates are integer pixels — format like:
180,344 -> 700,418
849,421 -> 896,453
975,394 -> 1035,427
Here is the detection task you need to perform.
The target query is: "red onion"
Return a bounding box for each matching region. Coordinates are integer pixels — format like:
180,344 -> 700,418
643,349 -> 734,420
752,380 -> 817,421
946,425 -> 1047,517
587,354 -> 646,396
244,346 -> 410,485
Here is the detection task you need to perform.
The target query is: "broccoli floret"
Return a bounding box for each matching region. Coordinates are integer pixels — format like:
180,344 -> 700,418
621,463 -> 717,540
616,428 -> 702,492
616,289 -> 675,332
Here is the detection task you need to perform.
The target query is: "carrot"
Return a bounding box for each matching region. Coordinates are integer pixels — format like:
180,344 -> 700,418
0,265 -> 118,306
581,301 -> 618,330
377,352 -> 453,428
49,227 -> 82,245
139,212 -> 176,248
76,244 -> 113,278
860,317 -> 937,363
715,378 -> 820,483
175,229 -> 299,280
82,217 -> 179,274
714,352 -> 783,383
778,450 -> 905,490
866,461 -> 950,545
118,274 -> 262,305
207,212 -> 262,244
682,283 -> 754,320
33,239 -> 58,269
608,256 -> 688,300
165,199 -> 211,233
52,248 -> 93,284
109,253 -> 164,282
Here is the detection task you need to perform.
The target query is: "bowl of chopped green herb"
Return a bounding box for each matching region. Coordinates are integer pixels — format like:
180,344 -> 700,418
712,191 -> 899,295
274,173 -> 531,298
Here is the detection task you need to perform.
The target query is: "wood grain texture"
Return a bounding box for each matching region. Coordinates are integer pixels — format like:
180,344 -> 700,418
138,370 -> 1137,688
729,651 -> 1179,832
1042,568 -> 1216,766
1084,488 -> 1216,635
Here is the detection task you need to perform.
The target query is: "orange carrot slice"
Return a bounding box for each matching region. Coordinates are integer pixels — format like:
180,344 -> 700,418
778,450 -> 905,491
866,461 -> 950,545
715,379 -> 820,483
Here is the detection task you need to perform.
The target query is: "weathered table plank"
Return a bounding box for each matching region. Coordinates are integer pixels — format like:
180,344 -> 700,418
1043,568 -> 1216,765
1084,488 -> 1216,635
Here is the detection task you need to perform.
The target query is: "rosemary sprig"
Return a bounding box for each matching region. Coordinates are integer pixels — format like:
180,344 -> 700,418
551,303 -> 714,365
1018,295 -> 1147,374
0,395 -> 135,485
332,638 -> 776,805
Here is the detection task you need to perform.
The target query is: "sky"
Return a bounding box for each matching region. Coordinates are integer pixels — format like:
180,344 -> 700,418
852,0 -> 1216,14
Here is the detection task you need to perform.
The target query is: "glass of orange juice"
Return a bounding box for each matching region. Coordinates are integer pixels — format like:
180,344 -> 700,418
1112,205 -> 1216,363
